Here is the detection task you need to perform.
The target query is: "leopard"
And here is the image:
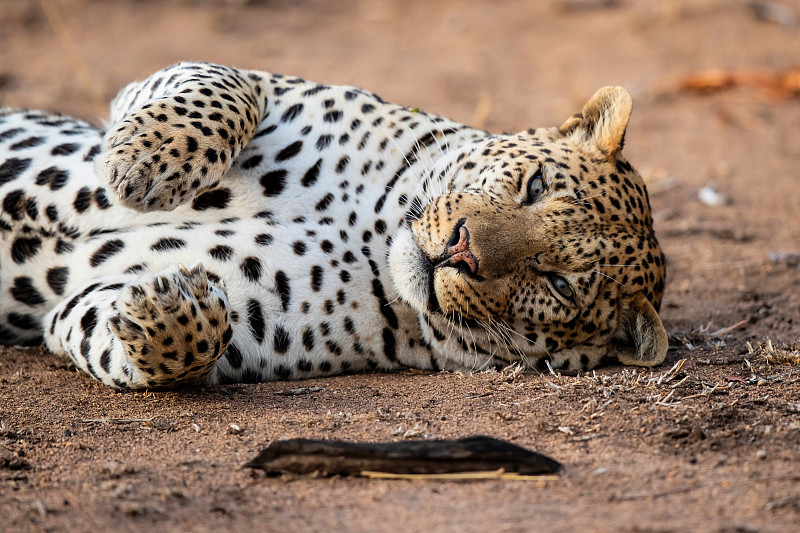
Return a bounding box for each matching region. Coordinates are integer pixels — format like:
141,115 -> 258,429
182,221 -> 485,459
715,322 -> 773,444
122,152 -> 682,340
0,62 -> 667,389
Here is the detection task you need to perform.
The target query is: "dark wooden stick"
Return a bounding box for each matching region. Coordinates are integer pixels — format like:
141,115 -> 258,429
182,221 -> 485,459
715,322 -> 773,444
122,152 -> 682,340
245,436 -> 561,476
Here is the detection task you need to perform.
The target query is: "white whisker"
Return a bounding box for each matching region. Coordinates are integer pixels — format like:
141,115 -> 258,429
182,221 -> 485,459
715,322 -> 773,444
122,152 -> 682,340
592,270 -> 623,285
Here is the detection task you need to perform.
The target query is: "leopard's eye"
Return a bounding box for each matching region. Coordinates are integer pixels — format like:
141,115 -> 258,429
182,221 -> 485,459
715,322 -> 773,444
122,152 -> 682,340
524,168 -> 545,205
549,274 -> 574,301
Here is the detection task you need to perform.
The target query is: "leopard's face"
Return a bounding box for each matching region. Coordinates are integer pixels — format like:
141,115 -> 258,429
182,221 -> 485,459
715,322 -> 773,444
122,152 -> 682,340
389,87 -> 668,372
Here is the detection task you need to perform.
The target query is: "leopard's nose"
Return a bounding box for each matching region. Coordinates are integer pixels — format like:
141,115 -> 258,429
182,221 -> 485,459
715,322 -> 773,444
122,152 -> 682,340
436,218 -> 480,277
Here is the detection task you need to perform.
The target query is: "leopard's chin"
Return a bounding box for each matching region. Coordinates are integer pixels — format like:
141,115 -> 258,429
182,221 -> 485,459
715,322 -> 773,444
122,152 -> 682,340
387,226 -> 440,315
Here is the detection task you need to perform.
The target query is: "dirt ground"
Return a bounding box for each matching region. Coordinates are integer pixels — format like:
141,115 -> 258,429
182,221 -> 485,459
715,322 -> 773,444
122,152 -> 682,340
2,0 -> 800,531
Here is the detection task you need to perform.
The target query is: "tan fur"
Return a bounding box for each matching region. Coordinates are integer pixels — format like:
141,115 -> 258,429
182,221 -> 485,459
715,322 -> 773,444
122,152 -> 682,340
563,86 -> 632,157
612,293 -> 668,366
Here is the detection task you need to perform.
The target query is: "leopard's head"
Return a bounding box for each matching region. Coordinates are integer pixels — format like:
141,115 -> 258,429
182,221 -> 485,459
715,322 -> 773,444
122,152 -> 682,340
389,87 -> 667,372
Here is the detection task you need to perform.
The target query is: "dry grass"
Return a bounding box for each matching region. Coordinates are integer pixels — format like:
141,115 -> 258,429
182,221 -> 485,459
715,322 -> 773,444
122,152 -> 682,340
748,339 -> 800,366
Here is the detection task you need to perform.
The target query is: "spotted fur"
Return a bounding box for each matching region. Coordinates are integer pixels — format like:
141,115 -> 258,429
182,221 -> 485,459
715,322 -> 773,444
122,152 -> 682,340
0,62 -> 667,389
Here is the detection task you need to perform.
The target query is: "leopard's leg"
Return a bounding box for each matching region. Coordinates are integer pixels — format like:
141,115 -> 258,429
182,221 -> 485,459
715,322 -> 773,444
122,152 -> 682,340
43,263 -> 232,389
95,62 -> 267,212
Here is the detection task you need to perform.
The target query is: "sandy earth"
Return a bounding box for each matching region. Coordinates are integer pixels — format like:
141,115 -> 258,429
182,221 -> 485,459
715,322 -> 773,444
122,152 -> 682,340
1,0 -> 800,531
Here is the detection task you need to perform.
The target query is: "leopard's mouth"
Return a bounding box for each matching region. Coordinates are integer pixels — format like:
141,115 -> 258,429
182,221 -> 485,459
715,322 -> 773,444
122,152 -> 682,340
388,227 -> 486,324
424,255 -> 442,314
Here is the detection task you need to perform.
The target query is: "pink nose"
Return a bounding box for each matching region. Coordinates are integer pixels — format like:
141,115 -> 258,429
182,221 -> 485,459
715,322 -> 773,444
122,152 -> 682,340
436,222 -> 479,276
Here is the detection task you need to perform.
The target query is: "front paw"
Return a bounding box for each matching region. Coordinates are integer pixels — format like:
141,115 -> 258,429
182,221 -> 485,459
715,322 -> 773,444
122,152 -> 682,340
108,263 -> 233,386
96,99 -> 236,211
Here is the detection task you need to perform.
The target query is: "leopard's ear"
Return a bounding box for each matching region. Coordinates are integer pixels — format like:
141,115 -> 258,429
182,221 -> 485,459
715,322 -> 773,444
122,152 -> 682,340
559,86 -> 632,158
608,292 -> 668,367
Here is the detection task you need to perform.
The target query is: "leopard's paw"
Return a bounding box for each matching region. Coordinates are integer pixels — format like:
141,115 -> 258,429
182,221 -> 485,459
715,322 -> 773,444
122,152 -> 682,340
96,98 -> 238,212
108,263 -> 233,386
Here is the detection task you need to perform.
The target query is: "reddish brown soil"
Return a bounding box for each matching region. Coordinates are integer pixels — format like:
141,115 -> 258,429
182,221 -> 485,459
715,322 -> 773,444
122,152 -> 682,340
2,1 -> 800,531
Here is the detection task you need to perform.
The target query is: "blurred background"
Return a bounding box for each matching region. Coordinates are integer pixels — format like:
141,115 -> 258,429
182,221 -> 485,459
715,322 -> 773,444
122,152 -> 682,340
1,0 -> 799,338
1,0 -> 797,126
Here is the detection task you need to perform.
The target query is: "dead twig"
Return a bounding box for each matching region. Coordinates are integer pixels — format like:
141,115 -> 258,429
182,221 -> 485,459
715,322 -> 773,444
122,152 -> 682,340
652,359 -> 687,385
673,67 -> 800,100
709,319 -> 748,338
361,469 -> 559,481
681,382 -> 730,400
246,437 -> 561,476
653,389 -> 682,407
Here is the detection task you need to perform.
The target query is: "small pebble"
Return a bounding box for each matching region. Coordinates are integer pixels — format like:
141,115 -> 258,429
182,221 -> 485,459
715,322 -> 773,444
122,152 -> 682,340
756,449 -> 767,460
698,185 -> 729,206
34,500 -> 46,518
